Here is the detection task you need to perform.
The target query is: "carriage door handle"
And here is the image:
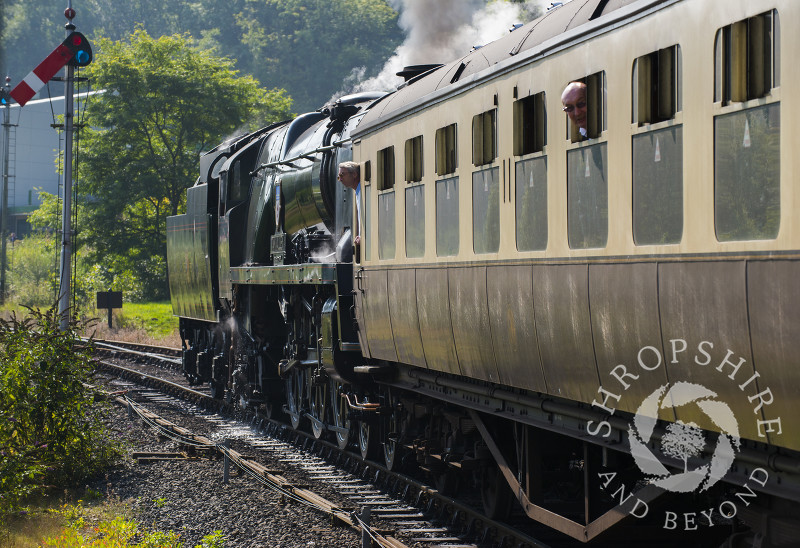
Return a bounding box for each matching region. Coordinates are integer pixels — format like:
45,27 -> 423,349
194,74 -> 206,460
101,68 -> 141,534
355,267 -> 365,293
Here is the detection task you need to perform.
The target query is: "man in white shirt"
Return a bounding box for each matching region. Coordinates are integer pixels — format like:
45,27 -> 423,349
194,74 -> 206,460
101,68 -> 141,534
561,81 -> 588,139
337,161 -> 361,245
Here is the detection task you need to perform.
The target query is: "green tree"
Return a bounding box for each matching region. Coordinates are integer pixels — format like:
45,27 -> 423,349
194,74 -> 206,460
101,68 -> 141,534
79,30 -> 293,299
237,0 -> 403,111
7,233 -> 58,308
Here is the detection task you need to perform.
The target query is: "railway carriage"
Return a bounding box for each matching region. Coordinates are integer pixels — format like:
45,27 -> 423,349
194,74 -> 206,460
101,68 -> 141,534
167,0 -> 800,544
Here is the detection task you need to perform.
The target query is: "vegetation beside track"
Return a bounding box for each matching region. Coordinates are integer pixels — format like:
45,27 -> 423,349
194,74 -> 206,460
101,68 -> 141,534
87,302 -> 179,347
0,306 -> 119,524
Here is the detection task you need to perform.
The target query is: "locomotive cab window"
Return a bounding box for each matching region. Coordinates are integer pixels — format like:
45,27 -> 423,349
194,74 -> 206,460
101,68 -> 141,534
435,124 -> 457,176
564,72 -> 605,142
714,11 -> 780,242
472,109 -> 497,166
632,45 -> 683,245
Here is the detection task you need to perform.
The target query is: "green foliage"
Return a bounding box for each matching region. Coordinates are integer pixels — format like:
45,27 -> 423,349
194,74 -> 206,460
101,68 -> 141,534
40,503 -> 225,547
7,234 -> 58,308
0,306 -> 120,518
76,30 -> 292,300
237,0 -> 403,110
195,531 -> 225,548
3,0 -> 402,111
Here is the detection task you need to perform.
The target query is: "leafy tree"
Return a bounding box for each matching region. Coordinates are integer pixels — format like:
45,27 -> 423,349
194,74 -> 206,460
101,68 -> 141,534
237,0 -> 403,111
7,233 -> 58,308
79,30 -> 293,299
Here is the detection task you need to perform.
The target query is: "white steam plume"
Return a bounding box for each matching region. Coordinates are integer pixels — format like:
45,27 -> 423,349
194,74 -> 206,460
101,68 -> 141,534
337,0 -> 547,98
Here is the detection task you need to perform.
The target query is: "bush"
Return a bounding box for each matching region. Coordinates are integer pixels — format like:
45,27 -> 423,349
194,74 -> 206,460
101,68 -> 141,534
0,305 -> 120,519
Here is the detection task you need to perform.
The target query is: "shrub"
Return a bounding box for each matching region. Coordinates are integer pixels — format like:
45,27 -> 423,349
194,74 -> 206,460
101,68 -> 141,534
0,305 -> 120,519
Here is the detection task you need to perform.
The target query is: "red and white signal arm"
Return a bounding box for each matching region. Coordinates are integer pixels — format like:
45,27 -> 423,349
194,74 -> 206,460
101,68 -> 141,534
10,31 -> 92,107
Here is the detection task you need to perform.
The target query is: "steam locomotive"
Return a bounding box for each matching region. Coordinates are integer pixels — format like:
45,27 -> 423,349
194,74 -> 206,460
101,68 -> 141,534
168,0 -> 800,543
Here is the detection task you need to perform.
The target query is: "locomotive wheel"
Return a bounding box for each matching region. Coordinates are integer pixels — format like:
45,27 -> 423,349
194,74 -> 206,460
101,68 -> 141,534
480,464 -> 514,520
331,380 -> 351,450
434,469 -> 460,495
358,421 -> 376,460
264,385 -> 280,420
285,369 -> 305,430
309,380 -> 328,439
382,388 -> 403,470
209,379 -> 224,400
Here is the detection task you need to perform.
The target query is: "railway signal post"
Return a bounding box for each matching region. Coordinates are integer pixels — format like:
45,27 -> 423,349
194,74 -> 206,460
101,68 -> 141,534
0,77 -> 11,304
9,1 -> 93,328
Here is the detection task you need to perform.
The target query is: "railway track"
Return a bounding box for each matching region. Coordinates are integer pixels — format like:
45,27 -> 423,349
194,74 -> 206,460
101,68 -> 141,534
93,342 -> 554,548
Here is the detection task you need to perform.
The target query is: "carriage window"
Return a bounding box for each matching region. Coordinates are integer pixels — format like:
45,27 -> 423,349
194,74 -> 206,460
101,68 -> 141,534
714,11 -> 778,104
363,160 -> 371,183
377,146 -> 395,190
515,157 -> 547,251
715,103 -> 780,241
633,127 -> 683,244
406,185 -> 425,258
378,190 -> 396,259
565,72 -> 606,142
514,92 -> 546,155
472,109 -> 497,166
633,45 -> 681,125
404,136 -> 423,183
473,168 -> 500,254
435,124 -> 457,176
436,177 -> 459,256
363,185 -> 372,261
567,144 -> 608,248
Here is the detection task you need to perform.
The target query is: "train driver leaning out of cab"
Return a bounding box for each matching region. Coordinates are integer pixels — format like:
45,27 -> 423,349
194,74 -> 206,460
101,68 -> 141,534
561,81 -> 588,138
338,161 -> 361,245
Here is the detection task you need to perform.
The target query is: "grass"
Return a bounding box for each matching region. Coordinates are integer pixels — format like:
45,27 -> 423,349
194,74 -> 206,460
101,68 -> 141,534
0,300 -> 180,347
88,301 -> 180,347
2,500 -> 224,547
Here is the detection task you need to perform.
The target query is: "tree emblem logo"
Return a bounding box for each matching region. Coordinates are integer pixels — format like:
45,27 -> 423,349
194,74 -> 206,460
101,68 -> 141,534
628,382 -> 741,493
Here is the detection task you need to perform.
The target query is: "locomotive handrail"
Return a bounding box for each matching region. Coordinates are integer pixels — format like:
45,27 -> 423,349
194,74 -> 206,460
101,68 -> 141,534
249,139 -> 352,176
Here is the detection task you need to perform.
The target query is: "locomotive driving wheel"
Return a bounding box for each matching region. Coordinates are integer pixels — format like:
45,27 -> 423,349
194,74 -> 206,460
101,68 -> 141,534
285,369 -> 305,430
330,380 -> 351,450
309,373 -> 328,439
381,388 -> 404,470
358,420 -> 374,460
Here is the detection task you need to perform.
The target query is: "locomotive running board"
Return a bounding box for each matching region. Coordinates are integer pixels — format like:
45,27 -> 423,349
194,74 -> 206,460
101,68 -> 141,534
469,409 -> 666,542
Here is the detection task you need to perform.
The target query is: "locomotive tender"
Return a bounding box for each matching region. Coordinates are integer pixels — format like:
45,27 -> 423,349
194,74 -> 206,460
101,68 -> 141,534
167,0 -> 800,543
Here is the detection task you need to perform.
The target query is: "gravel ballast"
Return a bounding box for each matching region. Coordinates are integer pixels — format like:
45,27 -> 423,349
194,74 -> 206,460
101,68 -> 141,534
93,393 -> 364,548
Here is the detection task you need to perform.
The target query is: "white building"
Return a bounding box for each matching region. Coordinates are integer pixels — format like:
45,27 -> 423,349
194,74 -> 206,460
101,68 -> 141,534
1,91 -> 99,236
